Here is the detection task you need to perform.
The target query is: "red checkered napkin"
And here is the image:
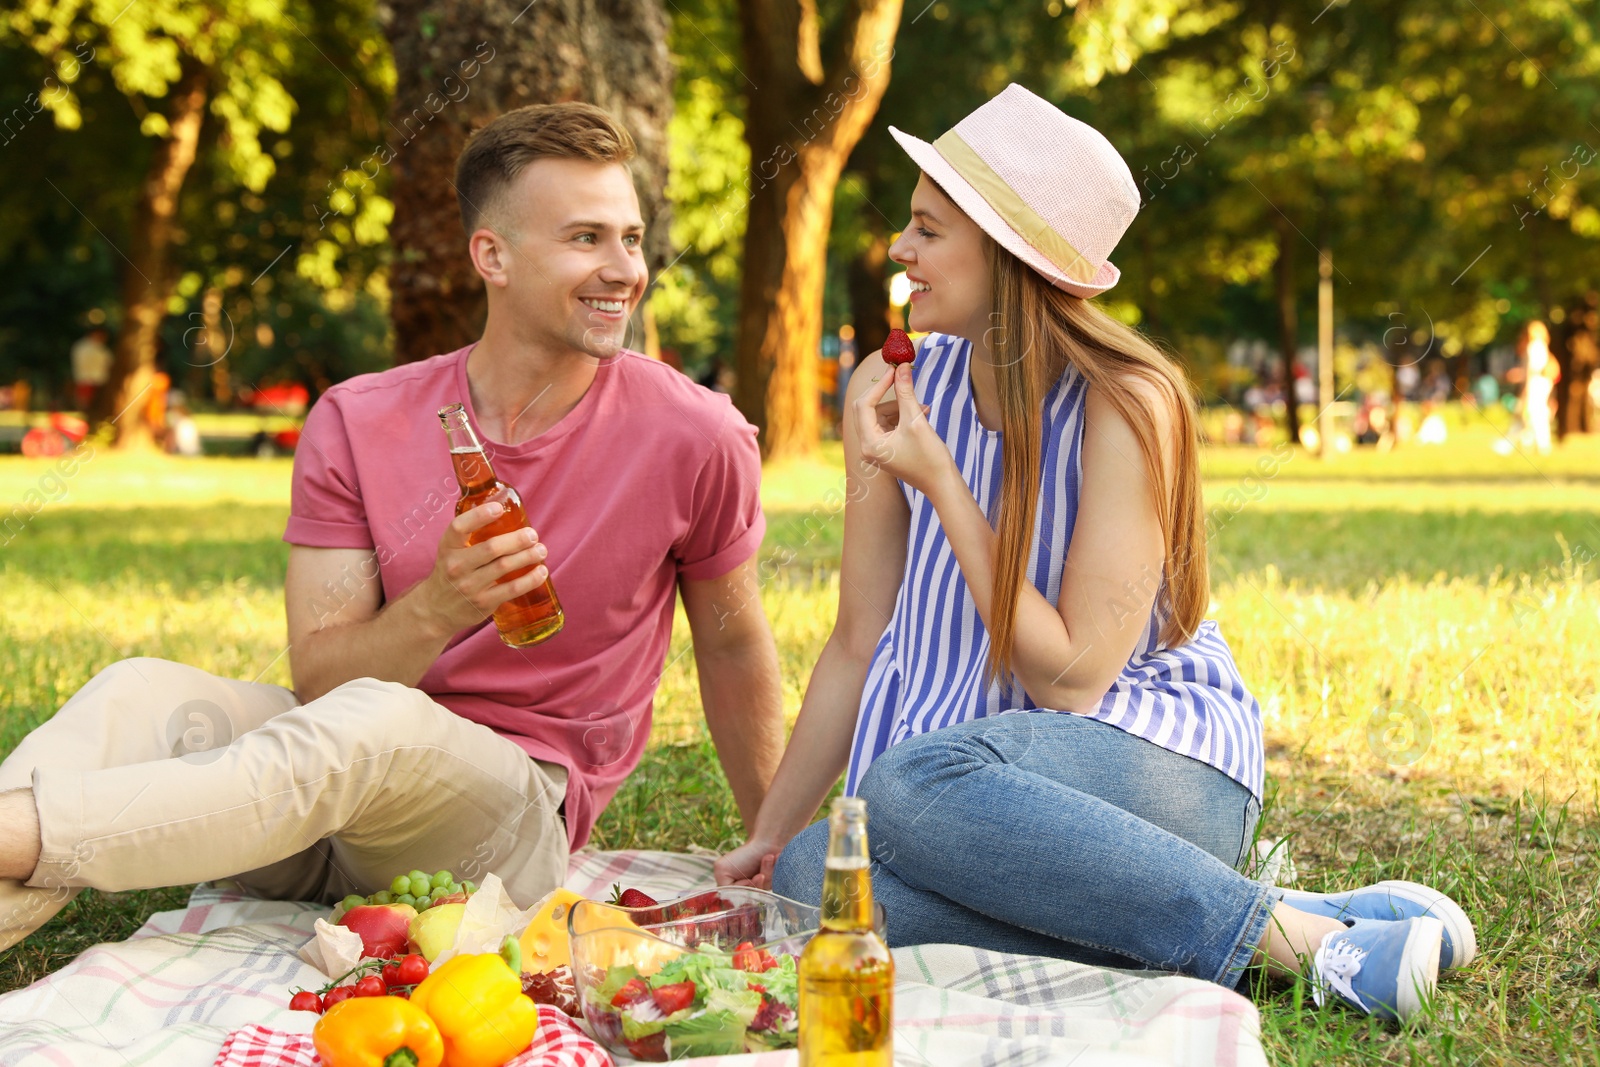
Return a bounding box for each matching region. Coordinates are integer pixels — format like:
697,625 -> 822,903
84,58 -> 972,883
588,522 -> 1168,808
212,1024 -> 315,1067
214,1006 -> 611,1067
509,1006 -> 614,1067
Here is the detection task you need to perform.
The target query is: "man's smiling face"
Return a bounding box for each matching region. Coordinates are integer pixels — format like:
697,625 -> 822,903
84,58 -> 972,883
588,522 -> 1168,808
474,156 -> 649,360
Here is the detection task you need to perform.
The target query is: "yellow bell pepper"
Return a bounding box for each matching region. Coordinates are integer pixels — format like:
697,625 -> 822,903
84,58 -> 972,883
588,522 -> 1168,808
312,996 -> 444,1067
409,937 -> 539,1067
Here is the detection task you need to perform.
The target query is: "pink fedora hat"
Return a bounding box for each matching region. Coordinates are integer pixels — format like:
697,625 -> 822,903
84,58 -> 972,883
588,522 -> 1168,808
888,83 -> 1139,298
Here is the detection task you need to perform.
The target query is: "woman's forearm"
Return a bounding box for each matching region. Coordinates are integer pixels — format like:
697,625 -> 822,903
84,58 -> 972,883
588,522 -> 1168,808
749,633 -> 876,844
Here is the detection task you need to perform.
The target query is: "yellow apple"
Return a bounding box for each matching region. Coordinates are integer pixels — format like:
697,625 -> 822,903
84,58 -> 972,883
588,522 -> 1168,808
406,902 -> 466,962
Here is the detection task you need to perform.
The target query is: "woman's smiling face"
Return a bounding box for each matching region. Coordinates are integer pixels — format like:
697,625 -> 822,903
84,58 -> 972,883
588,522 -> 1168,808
887,173 -> 992,342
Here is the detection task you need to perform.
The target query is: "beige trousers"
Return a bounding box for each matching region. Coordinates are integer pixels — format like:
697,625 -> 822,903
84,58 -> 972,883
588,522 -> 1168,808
0,658 -> 568,952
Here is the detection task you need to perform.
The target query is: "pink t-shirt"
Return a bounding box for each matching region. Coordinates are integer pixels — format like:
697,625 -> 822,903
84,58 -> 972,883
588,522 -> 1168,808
284,345 -> 765,848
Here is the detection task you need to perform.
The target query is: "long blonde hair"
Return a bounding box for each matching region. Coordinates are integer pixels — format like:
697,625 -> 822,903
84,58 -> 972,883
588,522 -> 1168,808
984,236 -> 1207,687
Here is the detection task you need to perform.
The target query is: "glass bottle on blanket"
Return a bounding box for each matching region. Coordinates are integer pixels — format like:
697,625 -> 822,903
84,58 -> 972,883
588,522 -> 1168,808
799,797 -> 893,1066
437,403 -> 564,647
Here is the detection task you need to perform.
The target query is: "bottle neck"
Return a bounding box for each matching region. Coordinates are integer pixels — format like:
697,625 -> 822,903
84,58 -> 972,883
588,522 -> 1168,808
820,803 -> 875,932
439,406 -> 496,495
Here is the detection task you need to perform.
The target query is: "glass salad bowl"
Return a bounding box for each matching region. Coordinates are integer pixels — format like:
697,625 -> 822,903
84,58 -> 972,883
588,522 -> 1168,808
567,887 -> 884,1061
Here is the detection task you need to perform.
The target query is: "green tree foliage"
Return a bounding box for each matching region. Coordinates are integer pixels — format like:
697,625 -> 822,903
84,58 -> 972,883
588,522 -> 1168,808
1067,0 -> 1600,378
649,0 -> 750,380
0,0 -> 394,416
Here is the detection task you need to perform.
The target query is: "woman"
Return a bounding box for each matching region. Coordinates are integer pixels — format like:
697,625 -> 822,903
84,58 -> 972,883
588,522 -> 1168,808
715,85 -> 1475,1021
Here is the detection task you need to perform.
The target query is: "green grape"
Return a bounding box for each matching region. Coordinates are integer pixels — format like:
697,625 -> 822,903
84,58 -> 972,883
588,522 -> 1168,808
416,895 -> 432,910
446,882 -> 462,896
408,875 -> 430,897
371,890 -> 393,905
391,874 -> 412,896
407,869 -> 428,883
431,871 -> 453,890
397,893 -> 417,907
462,880 -> 477,894
340,894 -> 366,911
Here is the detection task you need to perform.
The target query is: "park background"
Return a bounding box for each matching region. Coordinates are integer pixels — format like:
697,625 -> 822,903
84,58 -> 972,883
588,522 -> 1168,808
1,1 -> 1598,1063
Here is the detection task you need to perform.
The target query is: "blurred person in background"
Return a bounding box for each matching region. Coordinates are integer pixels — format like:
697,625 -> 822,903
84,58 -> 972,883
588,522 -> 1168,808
1521,321 -> 1558,454
166,391 -> 202,456
1474,370 -> 1500,409
1421,359 -> 1451,403
70,327 -> 112,413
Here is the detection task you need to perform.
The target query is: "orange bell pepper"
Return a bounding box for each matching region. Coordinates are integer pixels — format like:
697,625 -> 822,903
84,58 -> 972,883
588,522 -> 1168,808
312,996 -> 444,1067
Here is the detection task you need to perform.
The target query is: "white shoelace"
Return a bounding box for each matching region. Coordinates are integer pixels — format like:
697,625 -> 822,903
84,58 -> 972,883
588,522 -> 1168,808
1311,932 -> 1368,1011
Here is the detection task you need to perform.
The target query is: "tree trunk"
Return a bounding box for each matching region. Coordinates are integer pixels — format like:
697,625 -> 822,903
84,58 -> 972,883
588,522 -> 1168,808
97,57 -> 209,449
1271,215 -> 1301,448
734,0 -> 903,460
1577,294 -> 1599,434
381,0 -> 674,365
204,287 -> 233,405
847,214 -> 891,361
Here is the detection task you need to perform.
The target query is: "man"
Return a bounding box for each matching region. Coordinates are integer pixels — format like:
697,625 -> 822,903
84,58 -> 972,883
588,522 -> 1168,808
0,103 -> 785,950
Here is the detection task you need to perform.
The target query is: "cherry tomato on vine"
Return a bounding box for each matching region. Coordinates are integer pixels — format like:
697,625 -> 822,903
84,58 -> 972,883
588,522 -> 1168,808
396,954 -> 429,986
288,990 -> 323,1013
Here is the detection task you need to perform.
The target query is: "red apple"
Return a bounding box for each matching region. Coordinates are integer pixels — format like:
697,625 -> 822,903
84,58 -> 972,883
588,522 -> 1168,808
337,903 -> 417,959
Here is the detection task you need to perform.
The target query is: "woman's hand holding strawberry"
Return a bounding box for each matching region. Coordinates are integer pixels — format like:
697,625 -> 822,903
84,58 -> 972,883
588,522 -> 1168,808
854,361 -> 955,498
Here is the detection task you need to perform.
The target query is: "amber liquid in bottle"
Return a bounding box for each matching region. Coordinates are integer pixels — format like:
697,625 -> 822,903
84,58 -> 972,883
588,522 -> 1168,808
799,797 -> 893,1067
439,403 -> 564,647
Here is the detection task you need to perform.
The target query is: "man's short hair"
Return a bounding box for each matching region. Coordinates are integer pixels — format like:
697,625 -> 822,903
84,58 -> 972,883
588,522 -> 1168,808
454,102 -> 636,236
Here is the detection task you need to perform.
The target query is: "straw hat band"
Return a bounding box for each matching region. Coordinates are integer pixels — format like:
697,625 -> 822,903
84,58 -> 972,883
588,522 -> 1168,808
931,128 -> 1099,285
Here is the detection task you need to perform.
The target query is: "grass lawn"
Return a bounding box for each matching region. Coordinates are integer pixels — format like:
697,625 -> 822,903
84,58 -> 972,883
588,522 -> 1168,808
1,421 -> 1598,1064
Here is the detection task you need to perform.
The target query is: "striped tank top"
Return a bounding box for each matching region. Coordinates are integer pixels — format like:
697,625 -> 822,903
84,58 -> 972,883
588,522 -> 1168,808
845,332 -> 1265,800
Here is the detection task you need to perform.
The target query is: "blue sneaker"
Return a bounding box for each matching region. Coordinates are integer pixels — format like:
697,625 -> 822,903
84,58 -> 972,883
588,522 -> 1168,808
1278,880 -> 1475,970
1310,916 -> 1443,1022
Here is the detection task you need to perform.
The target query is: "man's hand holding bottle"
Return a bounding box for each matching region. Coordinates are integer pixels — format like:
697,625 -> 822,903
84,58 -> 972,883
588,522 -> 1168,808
413,503 -> 551,639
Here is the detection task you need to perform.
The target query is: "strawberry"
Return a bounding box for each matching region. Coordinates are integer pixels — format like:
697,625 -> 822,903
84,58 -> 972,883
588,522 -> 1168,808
651,980 -> 697,1015
677,890 -> 730,916
608,884 -> 659,908
882,328 -> 915,366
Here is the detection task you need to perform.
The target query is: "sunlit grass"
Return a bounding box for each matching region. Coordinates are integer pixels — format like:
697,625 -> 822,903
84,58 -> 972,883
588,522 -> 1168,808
2,426 -> 1598,1062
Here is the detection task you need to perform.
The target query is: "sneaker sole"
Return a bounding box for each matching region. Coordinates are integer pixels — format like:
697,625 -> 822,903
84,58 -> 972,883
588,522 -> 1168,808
1393,916 -> 1444,1020
1374,880 -> 1477,970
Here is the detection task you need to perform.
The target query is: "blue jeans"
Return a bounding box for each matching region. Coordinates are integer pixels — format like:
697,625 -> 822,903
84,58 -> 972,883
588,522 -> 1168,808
772,713 -> 1278,990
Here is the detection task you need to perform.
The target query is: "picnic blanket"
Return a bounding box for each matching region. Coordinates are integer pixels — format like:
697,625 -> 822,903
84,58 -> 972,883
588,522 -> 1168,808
0,850 -> 1270,1067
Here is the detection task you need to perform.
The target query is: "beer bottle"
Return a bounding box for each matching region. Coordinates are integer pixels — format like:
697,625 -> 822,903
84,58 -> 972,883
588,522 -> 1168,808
437,402 -> 564,647
798,796 -> 893,1066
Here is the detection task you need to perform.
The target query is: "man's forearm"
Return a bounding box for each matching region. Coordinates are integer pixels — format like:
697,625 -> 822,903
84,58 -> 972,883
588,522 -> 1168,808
291,587 -> 454,703
697,635 -> 786,830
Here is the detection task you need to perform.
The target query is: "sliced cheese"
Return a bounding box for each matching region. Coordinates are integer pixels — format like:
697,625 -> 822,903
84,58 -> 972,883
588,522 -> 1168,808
519,887 -> 585,973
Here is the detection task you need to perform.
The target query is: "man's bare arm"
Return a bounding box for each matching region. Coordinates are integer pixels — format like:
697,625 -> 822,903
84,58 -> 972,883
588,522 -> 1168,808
286,546 -> 443,702
679,557 -> 786,831
286,502 -> 552,703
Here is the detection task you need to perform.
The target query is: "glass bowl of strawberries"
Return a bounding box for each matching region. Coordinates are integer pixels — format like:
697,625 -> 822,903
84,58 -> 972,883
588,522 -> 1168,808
568,887 -> 882,1061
